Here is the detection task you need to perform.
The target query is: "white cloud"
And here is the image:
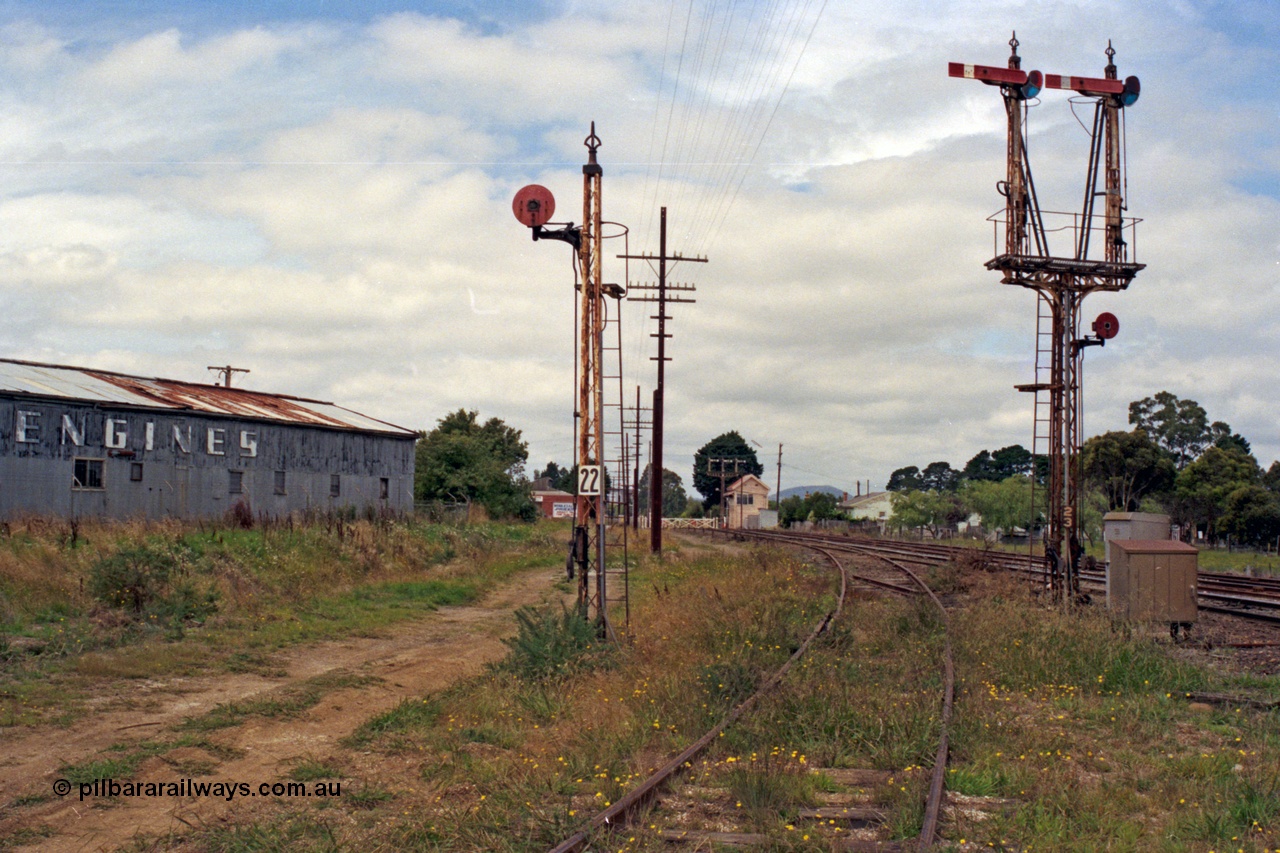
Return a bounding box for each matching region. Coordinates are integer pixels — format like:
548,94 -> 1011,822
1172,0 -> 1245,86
85,29 -> 271,89
0,1 -> 1274,497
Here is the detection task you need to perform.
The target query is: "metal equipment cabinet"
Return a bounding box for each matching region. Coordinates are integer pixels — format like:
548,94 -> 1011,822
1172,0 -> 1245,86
1102,512 -> 1172,563
1106,539 -> 1198,625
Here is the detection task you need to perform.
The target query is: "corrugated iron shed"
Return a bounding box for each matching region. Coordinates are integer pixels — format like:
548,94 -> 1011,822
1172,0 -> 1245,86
0,359 -> 414,437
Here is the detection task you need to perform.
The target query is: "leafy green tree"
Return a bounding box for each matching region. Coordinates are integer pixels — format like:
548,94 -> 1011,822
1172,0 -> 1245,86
1263,461 -> 1280,494
962,451 -> 997,482
1080,488 -> 1107,547
961,476 -> 1033,536
1129,392 -> 1218,469
1219,485 -> 1280,547
779,492 -> 844,527
415,410 -> 536,520
963,445 -> 1033,482
638,467 -> 689,519
1081,429 -> 1176,511
1173,446 -> 1261,542
886,466 -> 922,491
920,461 -> 960,492
889,490 -> 960,537
534,462 -> 573,491
1213,430 -> 1252,456
692,432 -> 763,511
433,409 -> 529,477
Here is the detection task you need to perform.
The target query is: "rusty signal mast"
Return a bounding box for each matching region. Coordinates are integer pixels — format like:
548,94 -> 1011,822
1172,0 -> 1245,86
513,123 -> 614,638
950,35 -> 1143,603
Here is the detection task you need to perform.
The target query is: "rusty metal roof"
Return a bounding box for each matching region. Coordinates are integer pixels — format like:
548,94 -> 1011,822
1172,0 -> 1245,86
0,359 -> 415,437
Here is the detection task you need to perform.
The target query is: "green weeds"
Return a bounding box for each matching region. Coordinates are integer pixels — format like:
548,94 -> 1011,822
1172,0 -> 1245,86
343,697 -> 443,750
180,671 -> 377,732
15,533 -> 1280,852
493,604 -> 613,683
0,517 -> 561,727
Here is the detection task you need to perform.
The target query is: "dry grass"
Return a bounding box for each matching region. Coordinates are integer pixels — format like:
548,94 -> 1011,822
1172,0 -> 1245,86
182,542 -> 1280,853
0,515 -> 563,727
10,530 -> 1280,852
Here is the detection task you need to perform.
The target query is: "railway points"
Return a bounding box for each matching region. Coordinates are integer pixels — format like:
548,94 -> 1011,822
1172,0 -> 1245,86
548,533 -> 960,852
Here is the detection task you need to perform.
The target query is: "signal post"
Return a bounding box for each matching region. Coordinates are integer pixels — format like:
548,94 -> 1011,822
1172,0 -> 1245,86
951,36 -> 1142,603
513,124 -> 613,638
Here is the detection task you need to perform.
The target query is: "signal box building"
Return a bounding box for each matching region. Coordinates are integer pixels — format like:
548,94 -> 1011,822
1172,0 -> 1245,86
725,474 -> 771,529
0,359 -> 416,520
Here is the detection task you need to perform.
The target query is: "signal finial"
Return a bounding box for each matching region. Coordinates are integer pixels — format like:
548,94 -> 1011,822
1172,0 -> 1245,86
583,121 -> 602,177
1008,31 -> 1021,69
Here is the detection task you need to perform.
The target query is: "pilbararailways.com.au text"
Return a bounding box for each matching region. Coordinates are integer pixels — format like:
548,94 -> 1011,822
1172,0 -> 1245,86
54,778 -> 342,802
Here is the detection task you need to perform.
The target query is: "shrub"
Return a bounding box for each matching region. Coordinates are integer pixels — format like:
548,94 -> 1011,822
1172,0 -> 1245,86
87,543 -> 218,629
228,499 -> 254,529
496,604 -> 611,682
88,544 -> 177,613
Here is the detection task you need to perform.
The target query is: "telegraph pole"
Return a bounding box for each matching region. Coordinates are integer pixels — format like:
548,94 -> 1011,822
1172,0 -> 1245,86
621,207 -> 705,554
623,385 -> 652,530
776,444 -> 783,510
709,457 -> 742,527
207,365 -> 250,388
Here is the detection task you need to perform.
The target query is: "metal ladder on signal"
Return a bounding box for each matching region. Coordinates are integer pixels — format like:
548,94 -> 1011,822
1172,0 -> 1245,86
600,297 -> 630,631
1027,293 -> 1054,569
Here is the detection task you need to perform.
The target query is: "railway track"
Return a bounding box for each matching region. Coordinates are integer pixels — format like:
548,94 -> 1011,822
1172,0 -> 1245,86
546,535 -> 958,851
737,530 -> 1280,626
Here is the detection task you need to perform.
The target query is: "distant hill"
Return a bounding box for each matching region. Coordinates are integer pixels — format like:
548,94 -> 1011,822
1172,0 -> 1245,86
778,485 -> 847,501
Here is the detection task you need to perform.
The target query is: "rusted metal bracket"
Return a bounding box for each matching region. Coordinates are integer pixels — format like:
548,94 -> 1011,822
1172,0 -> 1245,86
531,223 -> 582,251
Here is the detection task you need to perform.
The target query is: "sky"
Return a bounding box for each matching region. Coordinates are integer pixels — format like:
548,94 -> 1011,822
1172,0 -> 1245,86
0,0 -> 1276,498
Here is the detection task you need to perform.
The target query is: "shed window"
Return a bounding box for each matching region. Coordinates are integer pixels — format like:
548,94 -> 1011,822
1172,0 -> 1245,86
737,494 -> 754,505
130,462 -> 144,482
329,474 -> 341,498
379,478 -> 389,500
73,458 -> 104,490
273,470 -> 287,495
229,470 -> 244,495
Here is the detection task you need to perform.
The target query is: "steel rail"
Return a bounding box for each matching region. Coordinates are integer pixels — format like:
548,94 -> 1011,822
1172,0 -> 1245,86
726,529 -> 957,850
851,544 -> 955,850
747,531 -> 1280,614
545,538 -> 849,853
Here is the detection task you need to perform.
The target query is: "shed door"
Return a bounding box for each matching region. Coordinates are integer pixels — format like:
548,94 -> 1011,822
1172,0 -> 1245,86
168,465 -> 190,518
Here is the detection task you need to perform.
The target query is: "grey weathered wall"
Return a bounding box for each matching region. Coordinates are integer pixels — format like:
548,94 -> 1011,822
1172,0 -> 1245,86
0,398 -> 414,520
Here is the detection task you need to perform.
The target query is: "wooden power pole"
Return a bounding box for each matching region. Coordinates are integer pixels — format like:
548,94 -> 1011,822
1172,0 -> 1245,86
620,207 -> 705,554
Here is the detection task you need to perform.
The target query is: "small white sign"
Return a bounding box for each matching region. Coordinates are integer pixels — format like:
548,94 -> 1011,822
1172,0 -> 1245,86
578,465 -> 603,496
552,502 -> 575,518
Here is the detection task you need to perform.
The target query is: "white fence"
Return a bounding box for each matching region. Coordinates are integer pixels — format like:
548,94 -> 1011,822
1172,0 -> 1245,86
661,517 -> 720,529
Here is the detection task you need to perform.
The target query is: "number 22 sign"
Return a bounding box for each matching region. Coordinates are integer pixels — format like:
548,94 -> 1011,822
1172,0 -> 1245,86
578,465 -> 603,496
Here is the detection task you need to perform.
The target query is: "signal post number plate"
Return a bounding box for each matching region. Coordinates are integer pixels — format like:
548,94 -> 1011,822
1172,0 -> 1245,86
578,465 -> 603,496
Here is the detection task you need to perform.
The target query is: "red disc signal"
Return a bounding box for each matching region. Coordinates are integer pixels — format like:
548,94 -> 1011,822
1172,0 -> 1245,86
1093,312 -> 1119,340
513,185 -> 555,228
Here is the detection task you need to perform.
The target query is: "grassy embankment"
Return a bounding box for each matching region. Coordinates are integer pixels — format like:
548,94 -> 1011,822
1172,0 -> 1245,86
121,533 -> 1280,853
2,523 -> 1277,851
0,515 -> 565,729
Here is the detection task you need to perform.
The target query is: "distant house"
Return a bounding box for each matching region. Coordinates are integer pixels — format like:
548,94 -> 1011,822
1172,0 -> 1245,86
531,486 -> 576,519
725,474 -> 770,529
838,490 -> 893,531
